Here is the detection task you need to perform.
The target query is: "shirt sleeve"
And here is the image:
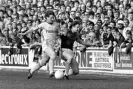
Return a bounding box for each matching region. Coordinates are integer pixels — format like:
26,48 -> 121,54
38,23 -> 46,29
75,32 -> 81,41
60,35 -> 65,40
108,34 -> 114,42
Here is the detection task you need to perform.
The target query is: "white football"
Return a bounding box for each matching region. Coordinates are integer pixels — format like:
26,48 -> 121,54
54,70 -> 64,79
68,69 -> 73,75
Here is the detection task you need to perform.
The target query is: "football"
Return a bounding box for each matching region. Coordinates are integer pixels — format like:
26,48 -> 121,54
54,70 -> 64,79
68,69 -> 73,75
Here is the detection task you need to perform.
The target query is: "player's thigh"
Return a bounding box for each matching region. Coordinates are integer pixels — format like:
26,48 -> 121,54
71,58 -> 79,75
39,53 -> 50,66
62,49 -> 74,61
44,47 -> 56,59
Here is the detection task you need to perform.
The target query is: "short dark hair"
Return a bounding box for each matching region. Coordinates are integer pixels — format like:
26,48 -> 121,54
55,3 -> 60,7
112,27 -> 119,32
60,4 -> 65,7
69,1 -> 74,5
39,6 -> 46,9
70,21 -> 80,29
107,26 -> 112,30
0,10 -> 3,13
110,21 -> 116,26
114,10 -> 120,14
60,20 -> 65,25
74,17 -> 82,22
45,10 -> 55,18
89,11 -> 95,16
89,21 -> 94,26
74,1 -> 79,4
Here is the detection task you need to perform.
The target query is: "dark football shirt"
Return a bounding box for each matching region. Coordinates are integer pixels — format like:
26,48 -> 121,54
60,31 -> 78,50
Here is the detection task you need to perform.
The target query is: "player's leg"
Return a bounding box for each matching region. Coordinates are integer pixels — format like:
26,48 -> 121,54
62,49 -> 74,79
29,53 -> 50,75
70,57 -> 79,75
28,52 -> 50,79
44,47 -> 57,77
30,53 -> 50,74
28,45 -> 43,75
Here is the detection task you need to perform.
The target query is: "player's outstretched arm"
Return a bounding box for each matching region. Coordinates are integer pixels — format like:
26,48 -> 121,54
22,26 -> 39,35
76,39 -> 93,47
32,42 -> 42,45
29,42 -> 42,50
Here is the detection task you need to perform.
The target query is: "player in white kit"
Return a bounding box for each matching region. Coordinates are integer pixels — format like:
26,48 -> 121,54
21,11 -> 59,79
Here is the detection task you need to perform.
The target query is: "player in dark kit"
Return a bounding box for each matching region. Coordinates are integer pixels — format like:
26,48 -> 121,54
60,21 -> 96,80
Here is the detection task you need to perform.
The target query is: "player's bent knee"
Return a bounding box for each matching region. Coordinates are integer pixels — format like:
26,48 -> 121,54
38,61 -> 44,67
67,57 -> 73,63
50,53 -> 57,60
72,66 -> 79,75
38,59 -> 47,67
73,70 -> 79,75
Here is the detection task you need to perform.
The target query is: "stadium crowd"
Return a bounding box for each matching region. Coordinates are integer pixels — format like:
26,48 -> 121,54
0,0 -> 133,55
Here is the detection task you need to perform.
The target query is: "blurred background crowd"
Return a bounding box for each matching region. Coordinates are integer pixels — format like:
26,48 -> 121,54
0,0 -> 133,54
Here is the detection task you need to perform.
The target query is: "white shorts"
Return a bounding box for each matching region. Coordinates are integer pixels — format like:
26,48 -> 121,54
42,39 -> 59,52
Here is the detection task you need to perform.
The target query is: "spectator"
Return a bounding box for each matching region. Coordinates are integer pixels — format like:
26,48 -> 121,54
117,20 -> 124,34
108,28 -> 124,55
87,21 -> 94,32
101,26 -> 114,48
94,23 -> 100,40
21,21 -> 28,33
114,10 -> 120,22
123,19 -> 131,39
121,30 -> 133,54
128,11 -> 133,29
112,28 -> 125,47
85,32 -> 101,47
0,0 -> 133,57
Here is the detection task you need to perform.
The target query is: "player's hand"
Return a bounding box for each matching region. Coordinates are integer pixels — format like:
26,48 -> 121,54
79,45 -> 86,52
113,41 -> 117,47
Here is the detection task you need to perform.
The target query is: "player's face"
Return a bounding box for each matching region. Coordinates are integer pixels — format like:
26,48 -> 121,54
72,24 -> 80,32
46,15 -> 55,24
61,24 -> 68,35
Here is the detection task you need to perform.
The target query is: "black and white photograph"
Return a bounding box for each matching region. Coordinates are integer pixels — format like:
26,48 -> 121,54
0,0 -> 133,89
